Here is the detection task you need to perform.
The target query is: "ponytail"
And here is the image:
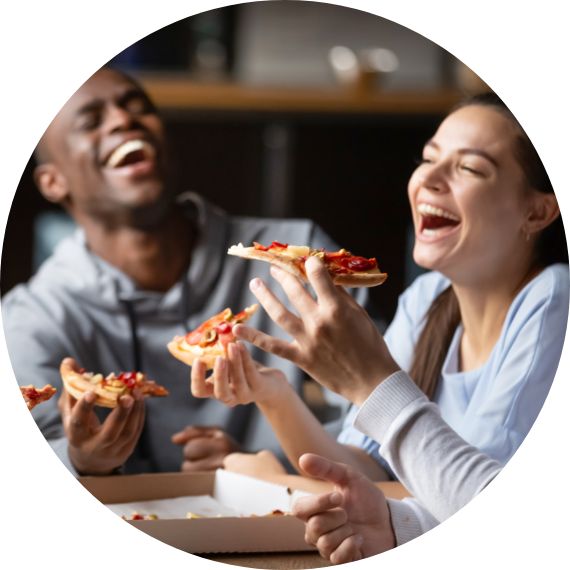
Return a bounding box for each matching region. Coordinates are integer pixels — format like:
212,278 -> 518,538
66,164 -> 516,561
409,286 -> 460,399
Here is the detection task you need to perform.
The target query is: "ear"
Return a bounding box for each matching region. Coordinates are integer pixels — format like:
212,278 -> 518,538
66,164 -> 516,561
33,163 -> 69,204
525,192 -> 560,235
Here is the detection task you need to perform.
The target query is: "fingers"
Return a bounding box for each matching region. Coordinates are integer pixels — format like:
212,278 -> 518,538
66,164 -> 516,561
268,266 -> 317,318
98,393 -> 137,443
298,453 -> 352,487
248,278 -> 304,337
225,344 -> 250,403
65,390 -> 97,445
293,491 -> 343,522
190,359 -> 214,399
113,391 -> 146,453
329,534 -> 364,565
233,324 -> 300,362
304,256 -> 341,306
305,509 -> 348,546
313,521 -> 356,561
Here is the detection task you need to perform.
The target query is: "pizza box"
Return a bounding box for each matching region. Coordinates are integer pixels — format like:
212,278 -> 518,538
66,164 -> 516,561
79,469 -> 315,554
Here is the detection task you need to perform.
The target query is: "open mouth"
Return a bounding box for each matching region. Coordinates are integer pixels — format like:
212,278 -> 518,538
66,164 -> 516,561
105,139 -> 156,169
417,203 -> 461,237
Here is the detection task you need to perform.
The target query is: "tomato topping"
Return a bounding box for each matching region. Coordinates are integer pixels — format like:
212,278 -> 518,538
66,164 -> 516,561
254,241 -> 288,251
25,388 -> 40,400
117,371 -> 138,388
216,322 -> 233,335
185,331 -> 203,345
131,513 -> 144,520
337,256 -> 377,272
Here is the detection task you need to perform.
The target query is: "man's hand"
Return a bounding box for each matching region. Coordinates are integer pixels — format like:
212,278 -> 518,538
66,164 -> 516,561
234,257 -> 399,406
293,453 -> 395,564
171,426 -> 240,472
59,387 -> 145,476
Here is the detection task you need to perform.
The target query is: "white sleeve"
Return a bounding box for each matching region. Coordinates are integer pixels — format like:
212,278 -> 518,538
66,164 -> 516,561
387,498 -> 439,545
355,371 -> 501,522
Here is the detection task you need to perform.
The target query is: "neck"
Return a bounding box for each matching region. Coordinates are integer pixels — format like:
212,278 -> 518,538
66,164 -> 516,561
454,262 -> 539,371
81,210 -> 194,292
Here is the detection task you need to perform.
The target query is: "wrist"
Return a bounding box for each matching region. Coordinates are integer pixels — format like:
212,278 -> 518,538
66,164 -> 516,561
68,447 -> 122,477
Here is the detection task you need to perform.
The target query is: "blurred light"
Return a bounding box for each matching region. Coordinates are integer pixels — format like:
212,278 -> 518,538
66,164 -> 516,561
361,48 -> 399,73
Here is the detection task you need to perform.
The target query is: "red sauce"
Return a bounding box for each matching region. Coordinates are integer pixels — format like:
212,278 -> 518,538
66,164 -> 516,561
254,241 -> 288,251
117,371 -> 138,388
337,256 -> 377,272
216,322 -> 233,335
25,388 -> 40,400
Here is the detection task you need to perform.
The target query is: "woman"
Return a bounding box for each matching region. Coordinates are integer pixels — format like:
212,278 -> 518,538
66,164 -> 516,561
191,92 -> 568,481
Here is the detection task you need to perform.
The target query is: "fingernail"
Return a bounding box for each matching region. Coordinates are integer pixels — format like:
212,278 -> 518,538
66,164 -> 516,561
250,278 -> 261,290
330,492 -> 342,505
122,396 -> 134,409
216,355 -> 226,368
84,391 -> 96,403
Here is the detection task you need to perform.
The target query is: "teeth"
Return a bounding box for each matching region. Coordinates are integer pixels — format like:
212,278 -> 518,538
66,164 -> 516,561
417,203 -> 460,222
106,140 -> 153,168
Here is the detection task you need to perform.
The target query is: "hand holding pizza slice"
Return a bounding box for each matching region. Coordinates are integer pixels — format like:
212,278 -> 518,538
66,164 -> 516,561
60,357 -> 168,409
227,241 -> 387,287
168,304 -> 258,370
20,384 -> 57,411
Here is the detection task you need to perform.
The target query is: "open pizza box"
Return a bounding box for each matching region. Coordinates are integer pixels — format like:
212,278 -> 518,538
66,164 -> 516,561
79,469 -> 315,554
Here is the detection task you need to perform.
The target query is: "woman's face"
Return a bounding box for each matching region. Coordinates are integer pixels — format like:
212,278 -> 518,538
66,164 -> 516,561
408,104 -> 532,284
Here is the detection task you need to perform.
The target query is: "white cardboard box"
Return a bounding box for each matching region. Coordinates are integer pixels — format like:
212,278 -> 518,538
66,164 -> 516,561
80,470 -> 315,554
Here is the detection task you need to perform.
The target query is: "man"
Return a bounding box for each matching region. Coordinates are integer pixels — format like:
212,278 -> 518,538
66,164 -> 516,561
3,67 -> 360,476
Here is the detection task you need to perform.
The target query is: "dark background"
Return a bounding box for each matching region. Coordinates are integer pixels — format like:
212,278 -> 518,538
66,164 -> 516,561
1,2 -> 472,322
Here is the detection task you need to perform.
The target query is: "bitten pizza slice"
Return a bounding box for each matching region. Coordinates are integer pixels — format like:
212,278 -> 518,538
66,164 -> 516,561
228,241 -> 387,287
167,304 -> 259,370
20,384 -> 57,411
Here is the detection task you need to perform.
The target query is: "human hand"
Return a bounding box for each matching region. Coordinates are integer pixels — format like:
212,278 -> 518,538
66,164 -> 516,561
234,256 -> 400,405
171,425 -> 241,472
223,450 -> 288,478
59,386 -> 145,476
293,453 -> 395,564
190,343 -> 289,407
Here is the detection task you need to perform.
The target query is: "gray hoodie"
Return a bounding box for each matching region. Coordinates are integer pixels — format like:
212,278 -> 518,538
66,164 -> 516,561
3,193 -> 361,474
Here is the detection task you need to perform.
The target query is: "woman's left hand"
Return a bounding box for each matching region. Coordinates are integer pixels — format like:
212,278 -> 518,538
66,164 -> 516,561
234,256 -> 399,405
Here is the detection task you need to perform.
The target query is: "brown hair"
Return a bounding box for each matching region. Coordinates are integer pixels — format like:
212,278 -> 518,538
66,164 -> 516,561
408,92 -> 567,399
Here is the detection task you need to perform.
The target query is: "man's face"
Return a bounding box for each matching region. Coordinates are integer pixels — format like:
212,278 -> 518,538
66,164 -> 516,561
39,68 -> 171,226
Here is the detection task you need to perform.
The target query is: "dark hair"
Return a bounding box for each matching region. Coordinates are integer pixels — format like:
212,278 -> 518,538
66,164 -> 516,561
409,92 -> 567,399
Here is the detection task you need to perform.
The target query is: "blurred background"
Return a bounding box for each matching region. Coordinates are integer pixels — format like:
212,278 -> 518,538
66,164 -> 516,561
1,1 -> 489,321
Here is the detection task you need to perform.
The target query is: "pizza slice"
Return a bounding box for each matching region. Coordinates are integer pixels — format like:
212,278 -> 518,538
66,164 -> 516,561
227,241 -> 387,287
60,357 -> 169,409
20,384 -> 57,411
167,304 -> 259,369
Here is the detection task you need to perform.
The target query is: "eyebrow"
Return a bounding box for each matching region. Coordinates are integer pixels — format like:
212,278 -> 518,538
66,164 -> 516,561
74,87 -> 150,117
424,139 -> 499,167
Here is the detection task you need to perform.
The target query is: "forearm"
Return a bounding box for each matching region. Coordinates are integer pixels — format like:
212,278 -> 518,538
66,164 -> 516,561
258,386 -> 386,479
355,371 -> 501,521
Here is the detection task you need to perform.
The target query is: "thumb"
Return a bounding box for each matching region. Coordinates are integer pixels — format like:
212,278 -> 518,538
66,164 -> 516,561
298,453 -> 352,487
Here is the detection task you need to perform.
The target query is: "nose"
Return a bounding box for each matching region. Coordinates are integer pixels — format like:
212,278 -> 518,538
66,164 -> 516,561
104,103 -> 136,133
418,160 -> 449,194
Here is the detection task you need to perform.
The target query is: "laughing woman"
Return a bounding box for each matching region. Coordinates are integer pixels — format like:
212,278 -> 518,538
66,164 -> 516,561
191,92 -> 569,482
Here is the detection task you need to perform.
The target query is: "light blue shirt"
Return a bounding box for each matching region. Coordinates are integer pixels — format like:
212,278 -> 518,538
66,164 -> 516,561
338,264 -> 569,467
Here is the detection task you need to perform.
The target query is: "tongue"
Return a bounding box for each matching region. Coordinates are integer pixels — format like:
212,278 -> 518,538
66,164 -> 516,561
423,215 -> 458,230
